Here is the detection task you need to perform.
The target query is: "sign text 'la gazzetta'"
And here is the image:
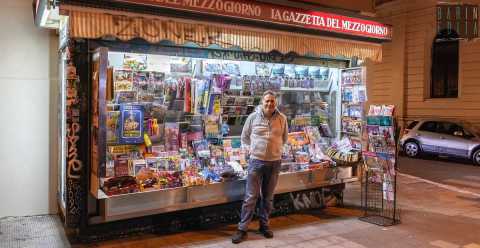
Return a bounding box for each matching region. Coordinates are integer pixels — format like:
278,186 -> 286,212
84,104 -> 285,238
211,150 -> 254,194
116,0 -> 392,40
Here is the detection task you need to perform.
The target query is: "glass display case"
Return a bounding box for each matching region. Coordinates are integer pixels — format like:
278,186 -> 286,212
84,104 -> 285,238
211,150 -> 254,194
89,47 -> 354,222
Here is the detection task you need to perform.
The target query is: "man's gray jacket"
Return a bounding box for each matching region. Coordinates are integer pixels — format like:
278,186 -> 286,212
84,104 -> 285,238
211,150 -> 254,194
241,106 -> 288,161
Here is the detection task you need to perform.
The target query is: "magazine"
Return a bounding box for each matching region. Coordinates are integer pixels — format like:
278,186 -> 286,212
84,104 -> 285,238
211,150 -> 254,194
170,57 -> 192,74
119,104 -> 144,144
304,126 -> 322,144
113,70 -> 133,92
271,64 -> 285,76
115,90 -> 138,104
164,122 -> 180,151
107,111 -> 120,144
287,132 -> 309,146
193,139 -> 211,158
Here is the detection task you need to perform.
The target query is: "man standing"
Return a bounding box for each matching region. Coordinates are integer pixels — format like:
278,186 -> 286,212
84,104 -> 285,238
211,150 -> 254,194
232,90 -> 288,244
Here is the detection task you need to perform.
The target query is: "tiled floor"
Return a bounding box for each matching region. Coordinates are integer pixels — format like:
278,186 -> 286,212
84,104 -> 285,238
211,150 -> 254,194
2,173 -> 480,248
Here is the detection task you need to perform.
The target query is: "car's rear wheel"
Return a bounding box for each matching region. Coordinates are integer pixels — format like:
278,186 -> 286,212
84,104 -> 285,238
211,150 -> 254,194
404,141 -> 420,158
472,149 -> 480,166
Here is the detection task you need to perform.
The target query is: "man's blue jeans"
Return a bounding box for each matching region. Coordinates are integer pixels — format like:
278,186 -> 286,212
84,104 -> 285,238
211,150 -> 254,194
238,159 -> 281,231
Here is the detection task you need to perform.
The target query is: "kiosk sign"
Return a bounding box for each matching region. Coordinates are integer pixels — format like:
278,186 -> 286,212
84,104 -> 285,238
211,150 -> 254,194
114,0 -> 392,40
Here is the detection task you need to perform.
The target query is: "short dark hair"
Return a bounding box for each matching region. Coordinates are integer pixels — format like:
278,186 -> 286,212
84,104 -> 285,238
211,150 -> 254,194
262,90 -> 277,98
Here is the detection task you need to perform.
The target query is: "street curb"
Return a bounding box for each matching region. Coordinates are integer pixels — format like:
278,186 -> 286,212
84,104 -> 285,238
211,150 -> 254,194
399,173 -> 480,198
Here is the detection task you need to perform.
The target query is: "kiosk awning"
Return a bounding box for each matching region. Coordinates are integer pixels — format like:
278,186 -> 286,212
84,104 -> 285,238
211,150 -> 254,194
63,8 -> 383,62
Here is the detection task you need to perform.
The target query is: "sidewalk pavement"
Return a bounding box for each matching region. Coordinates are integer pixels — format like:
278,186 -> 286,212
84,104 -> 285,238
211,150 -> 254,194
1,173 -> 479,248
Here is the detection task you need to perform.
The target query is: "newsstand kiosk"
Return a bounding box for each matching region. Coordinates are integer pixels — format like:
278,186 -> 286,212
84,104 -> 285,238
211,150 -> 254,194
34,0 -> 392,239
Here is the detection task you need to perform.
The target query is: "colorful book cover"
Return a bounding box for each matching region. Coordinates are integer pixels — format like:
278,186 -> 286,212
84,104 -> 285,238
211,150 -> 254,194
164,122 -> 180,151
107,111 -> 120,144
119,104 -> 144,144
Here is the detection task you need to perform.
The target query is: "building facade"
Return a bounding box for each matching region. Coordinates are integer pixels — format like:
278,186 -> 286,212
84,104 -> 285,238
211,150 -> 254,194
368,0 -> 480,129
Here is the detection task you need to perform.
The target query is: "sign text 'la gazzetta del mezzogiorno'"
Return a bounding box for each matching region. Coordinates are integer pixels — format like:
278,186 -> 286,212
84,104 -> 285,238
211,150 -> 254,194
116,0 -> 392,40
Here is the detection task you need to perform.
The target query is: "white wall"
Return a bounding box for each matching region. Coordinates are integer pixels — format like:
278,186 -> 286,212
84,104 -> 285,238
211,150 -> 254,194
0,0 -> 58,216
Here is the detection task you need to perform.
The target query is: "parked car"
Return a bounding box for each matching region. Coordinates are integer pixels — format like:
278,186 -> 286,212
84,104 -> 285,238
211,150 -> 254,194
399,119 -> 480,165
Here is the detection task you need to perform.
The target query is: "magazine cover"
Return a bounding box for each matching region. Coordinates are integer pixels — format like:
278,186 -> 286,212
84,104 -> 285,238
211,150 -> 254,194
308,66 -> 321,79
203,60 -> 222,76
114,156 -> 129,177
255,63 -> 272,76
304,126 -> 322,144
207,93 -> 222,115
119,104 -> 144,144
170,57 -> 192,74
271,64 -> 285,76
113,70 -> 133,92
287,132 -> 309,146
205,115 -> 220,138
319,123 -> 333,137
164,122 -> 180,151
294,65 -> 308,78
114,90 -> 138,104
123,53 -> 147,71
193,139 -> 211,158
222,62 -> 241,76
107,111 -> 120,144
320,67 -> 330,80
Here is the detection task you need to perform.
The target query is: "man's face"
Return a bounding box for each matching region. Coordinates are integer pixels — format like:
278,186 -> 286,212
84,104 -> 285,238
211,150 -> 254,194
262,94 -> 277,115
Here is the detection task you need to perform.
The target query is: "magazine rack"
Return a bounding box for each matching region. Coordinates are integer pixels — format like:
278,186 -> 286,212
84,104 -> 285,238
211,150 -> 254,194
359,113 -> 400,226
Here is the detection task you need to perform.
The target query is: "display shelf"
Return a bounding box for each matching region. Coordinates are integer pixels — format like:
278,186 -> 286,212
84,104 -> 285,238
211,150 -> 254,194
96,167 -> 344,223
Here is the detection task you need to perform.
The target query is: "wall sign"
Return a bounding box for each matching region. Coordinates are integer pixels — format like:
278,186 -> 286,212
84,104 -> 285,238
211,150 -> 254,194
114,0 -> 392,40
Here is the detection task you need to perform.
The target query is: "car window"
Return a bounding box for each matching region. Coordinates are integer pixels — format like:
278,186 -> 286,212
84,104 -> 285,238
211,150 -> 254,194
407,121 -> 419,129
437,122 -> 455,135
419,121 -> 437,132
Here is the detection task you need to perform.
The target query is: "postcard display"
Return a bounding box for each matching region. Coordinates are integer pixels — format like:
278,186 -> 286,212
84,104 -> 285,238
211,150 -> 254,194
359,105 -> 400,226
98,51 -> 344,211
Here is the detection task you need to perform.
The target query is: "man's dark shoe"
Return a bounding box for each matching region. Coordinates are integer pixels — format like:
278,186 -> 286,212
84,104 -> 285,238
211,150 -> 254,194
258,227 -> 274,238
232,230 -> 248,244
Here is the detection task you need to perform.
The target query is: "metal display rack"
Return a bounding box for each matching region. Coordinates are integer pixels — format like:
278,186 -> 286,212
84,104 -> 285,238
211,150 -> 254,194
359,113 -> 400,226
